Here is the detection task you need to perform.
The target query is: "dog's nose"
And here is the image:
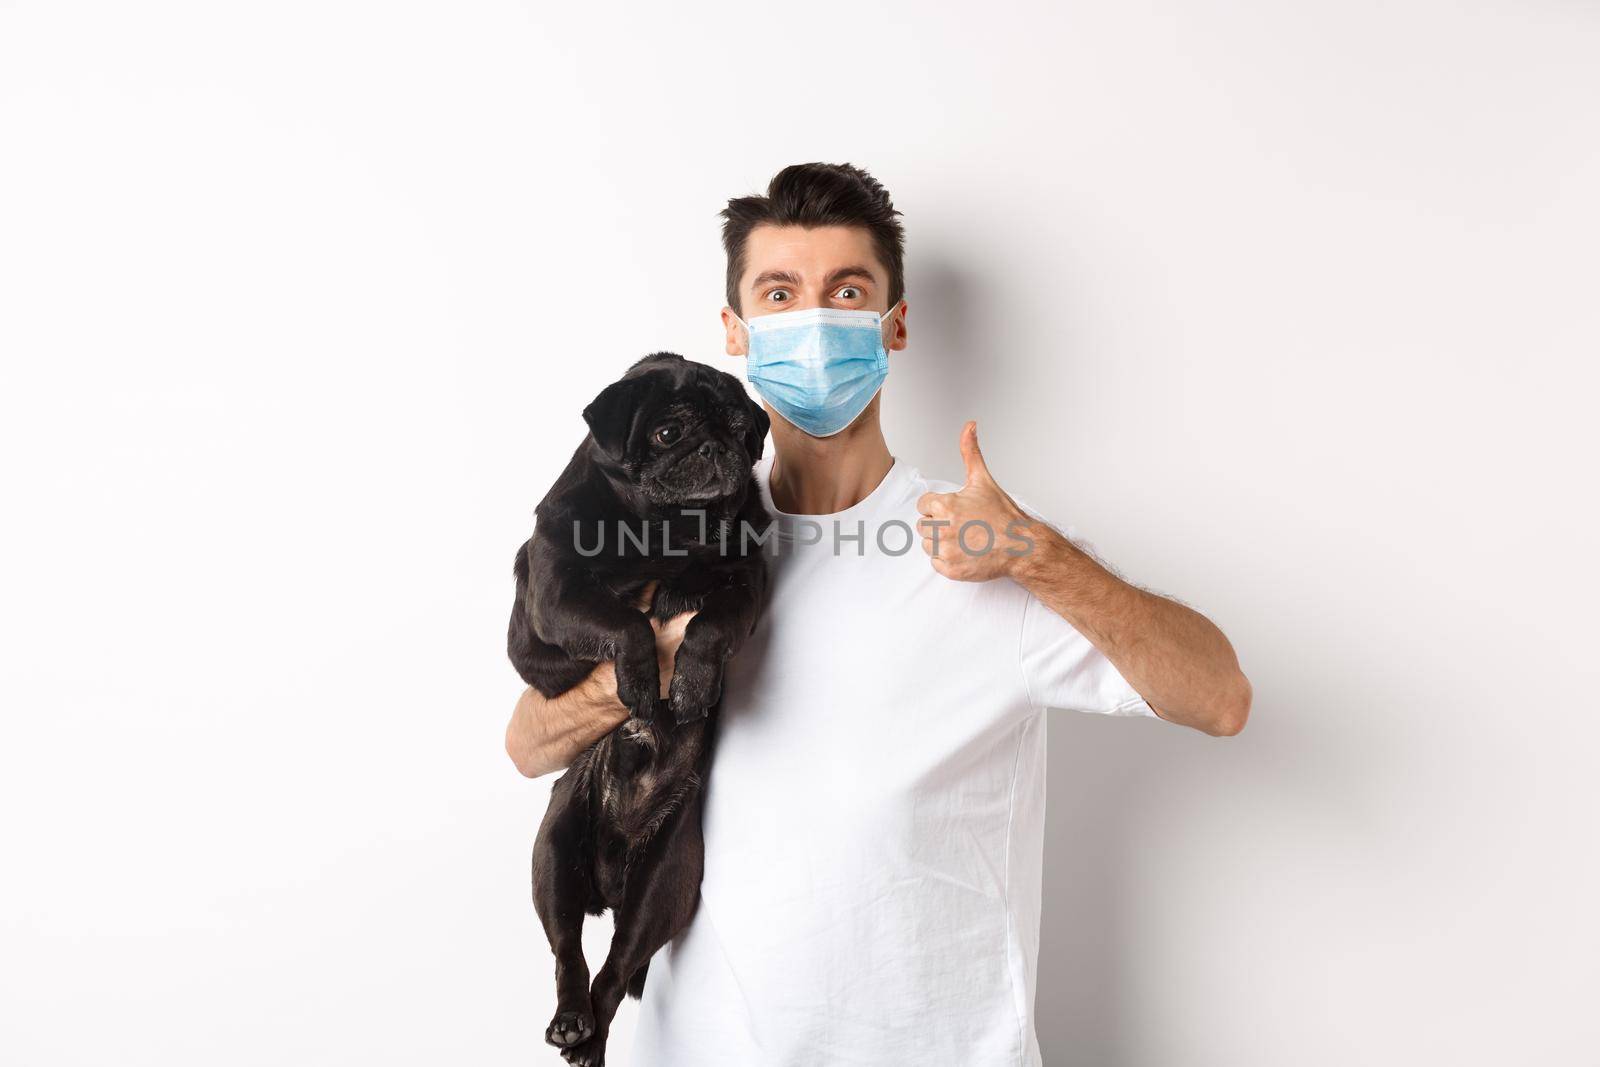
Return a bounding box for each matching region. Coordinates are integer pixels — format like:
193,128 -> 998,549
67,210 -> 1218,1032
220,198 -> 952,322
697,440 -> 723,459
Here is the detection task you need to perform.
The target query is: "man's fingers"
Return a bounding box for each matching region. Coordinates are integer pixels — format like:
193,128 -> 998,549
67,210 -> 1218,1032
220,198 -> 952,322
959,419 -> 994,487
917,490 -> 954,517
650,610 -> 697,639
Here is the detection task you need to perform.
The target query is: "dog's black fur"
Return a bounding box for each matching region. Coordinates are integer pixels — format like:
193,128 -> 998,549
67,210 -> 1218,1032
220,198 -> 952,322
508,352 -> 771,1066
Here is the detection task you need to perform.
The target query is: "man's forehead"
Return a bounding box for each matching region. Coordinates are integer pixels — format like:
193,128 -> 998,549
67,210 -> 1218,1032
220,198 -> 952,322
742,224 -> 885,285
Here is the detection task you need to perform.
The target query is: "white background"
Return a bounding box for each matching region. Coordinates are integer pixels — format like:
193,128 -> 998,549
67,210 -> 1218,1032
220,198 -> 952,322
3,2 -> 1596,1064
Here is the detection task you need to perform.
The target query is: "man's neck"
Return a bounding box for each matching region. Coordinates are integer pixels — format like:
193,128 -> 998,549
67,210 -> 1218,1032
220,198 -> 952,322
767,406 -> 894,516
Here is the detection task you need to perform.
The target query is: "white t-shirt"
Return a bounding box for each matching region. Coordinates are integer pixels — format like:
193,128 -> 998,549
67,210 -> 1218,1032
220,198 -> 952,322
633,455 -> 1155,1066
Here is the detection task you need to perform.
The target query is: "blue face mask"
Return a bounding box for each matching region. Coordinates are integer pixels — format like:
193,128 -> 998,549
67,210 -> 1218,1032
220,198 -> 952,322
734,300 -> 903,438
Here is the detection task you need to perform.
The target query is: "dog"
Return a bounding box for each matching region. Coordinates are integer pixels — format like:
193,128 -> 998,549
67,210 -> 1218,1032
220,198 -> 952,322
508,352 -> 772,1066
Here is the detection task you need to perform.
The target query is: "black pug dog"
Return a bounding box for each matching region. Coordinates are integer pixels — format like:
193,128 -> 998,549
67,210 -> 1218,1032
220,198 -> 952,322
508,352 -> 771,1066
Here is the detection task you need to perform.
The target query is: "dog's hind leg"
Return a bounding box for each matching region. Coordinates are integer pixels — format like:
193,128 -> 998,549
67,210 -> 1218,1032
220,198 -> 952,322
559,788 -> 705,1067
534,771 -> 598,1050
625,959 -> 648,999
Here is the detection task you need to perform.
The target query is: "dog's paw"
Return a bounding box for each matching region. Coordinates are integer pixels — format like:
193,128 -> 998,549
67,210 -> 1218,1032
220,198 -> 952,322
545,1009 -> 594,1048
671,700 -> 709,726
613,655 -> 661,721
668,651 -> 722,724
560,1034 -> 607,1067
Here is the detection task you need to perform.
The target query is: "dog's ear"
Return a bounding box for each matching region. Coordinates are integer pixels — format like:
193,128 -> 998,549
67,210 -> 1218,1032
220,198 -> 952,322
583,376 -> 648,462
743,394 -> 770,463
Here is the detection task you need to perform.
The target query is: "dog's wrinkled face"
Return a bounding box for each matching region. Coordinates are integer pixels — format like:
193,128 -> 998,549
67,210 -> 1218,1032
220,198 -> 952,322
582,353 -> 770,509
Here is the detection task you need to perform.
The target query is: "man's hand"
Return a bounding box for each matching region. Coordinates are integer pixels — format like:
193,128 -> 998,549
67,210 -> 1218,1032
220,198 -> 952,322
505,583 -> 697,778
916,421 -> 1035,582
914,424 -> 1252,736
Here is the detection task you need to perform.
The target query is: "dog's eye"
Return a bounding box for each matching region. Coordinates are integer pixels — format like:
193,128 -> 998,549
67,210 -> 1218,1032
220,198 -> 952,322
652,425 -> 681,447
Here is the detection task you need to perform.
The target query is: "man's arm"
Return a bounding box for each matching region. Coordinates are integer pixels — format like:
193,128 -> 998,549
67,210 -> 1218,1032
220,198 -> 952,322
505,663 -> 629,779
505,603 -> 695,778
917,422 -> 1251,737
1010,528 -> 1251,736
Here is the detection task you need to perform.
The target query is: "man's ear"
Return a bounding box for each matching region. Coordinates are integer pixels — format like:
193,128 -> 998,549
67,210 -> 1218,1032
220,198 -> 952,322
583,377 -> 646,462
744,396 -> 771,462
722,307 -> 750,357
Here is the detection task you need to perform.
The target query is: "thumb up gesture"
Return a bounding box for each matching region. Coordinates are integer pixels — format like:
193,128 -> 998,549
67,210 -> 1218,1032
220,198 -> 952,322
916,421 -> 1037,582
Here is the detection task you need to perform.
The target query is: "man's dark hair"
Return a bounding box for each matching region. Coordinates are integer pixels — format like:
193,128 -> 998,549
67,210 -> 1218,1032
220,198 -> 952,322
720,163 -> 906,315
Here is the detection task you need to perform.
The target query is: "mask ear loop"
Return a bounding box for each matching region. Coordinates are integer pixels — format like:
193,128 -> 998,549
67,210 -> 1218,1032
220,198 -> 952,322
730,308 -> 753,352
879,298 -> 905,349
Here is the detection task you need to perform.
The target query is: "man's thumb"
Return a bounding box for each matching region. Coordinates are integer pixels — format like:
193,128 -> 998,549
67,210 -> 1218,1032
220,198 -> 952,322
960,420 -> 993,486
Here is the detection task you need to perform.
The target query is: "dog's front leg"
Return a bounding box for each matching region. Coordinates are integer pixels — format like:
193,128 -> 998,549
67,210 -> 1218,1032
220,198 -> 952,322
667,574 -> 764,724
531,571 -> 661,720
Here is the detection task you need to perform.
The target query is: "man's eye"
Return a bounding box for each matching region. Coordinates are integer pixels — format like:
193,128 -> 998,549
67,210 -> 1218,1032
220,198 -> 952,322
836,286 -> 862,300
767,289 -> 791,303
653,425 -> 681,446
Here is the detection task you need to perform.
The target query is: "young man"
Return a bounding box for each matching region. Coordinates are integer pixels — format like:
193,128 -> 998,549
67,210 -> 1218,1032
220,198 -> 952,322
506,163 -> 1251,1065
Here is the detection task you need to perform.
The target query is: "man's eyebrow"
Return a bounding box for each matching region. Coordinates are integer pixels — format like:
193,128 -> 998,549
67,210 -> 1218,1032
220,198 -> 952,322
749,269 -> 803,290
824,265 -> 878,287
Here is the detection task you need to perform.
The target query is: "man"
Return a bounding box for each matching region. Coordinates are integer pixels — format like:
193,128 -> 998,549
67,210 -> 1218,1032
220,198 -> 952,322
506,163 -> 1250,1065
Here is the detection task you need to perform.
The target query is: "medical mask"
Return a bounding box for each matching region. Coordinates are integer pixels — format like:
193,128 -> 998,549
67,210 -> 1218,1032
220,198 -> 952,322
734,300 -> 903,438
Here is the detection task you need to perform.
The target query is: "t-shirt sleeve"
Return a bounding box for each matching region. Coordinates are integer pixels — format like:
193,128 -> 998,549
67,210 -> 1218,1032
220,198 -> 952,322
1012,500 -> 1156,717
1019,592 -> 1154,716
